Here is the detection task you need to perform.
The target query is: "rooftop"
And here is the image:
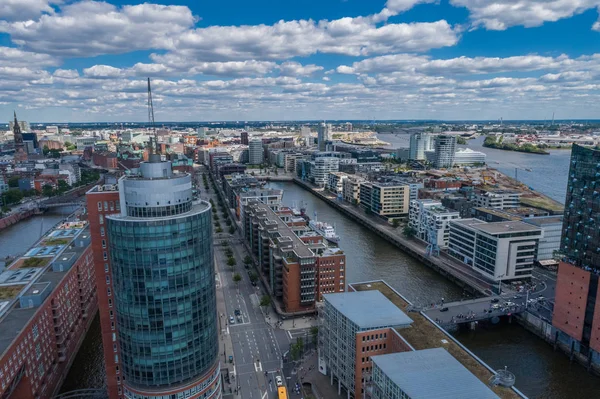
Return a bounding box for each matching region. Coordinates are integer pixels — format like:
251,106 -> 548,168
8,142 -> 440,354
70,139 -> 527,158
522,215 -> 564,226
452,219 -> 542,235
371,348 -> 500,399
324,290 -> 413,329
350,281 -> 522,399
0,222 -> 91,356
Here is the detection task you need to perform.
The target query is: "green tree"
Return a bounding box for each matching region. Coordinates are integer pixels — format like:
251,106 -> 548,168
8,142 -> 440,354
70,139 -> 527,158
48,149 -> 61,158
7,177 -> 19,188
2,189 -> 23,205
216,227 -> 223,233
310,326 -> 319,346
227,257 -> 236,267
225,248 -> 233,257
259,295 -> 271,308
42,184 -> 54,197
402,225 -> 416,238
243,255 -> 252,265
57,180 -> 70,194
233,273 -> 242,286
391,219 -> 400,228
42,145 -> 50,156
249,272 -> 258,283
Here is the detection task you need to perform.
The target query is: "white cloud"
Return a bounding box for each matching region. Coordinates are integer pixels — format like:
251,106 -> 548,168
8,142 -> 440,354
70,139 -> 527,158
83,65 -> 125,79
279,62 -> 323,77
3,1 -> 196,57
451,0 -> 599,30
188,61 -> 277,76
170,19 -> 458,61
0,0 -> 59,22
0,46 -> 59,68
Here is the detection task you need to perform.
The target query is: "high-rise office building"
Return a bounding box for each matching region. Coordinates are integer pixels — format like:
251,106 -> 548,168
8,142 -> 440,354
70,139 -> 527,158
553,144 -> 600,361
248,138 -> 263,165
433,135 -> 456,168
318,123 -> 330,151
240,131 -> 249,145
408,132 -> 431,161
87,158 -> 221,399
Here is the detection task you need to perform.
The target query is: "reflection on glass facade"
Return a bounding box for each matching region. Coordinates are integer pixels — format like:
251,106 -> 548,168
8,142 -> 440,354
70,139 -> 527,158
562,144 -> 600,268
107,160 -> 218,391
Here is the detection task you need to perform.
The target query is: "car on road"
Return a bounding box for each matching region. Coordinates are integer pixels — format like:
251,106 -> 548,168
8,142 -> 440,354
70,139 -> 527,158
229,316 -> 235,324
490,298 -> 500,303
234,309 -> 241,316
275,376 -> 283,387
440,307 -> 449,312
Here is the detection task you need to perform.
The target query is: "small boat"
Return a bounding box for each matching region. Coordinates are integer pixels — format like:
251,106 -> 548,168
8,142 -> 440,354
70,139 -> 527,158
309,212 -> 340,244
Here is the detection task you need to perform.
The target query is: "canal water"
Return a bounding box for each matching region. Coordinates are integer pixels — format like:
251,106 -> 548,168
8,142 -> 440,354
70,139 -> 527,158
269,181 -> 600,399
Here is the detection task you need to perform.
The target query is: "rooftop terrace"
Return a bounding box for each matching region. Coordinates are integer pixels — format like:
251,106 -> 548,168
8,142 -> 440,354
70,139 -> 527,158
0,221 -> 91,356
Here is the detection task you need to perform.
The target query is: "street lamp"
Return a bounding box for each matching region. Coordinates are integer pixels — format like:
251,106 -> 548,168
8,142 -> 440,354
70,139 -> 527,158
498,274 -> 505,295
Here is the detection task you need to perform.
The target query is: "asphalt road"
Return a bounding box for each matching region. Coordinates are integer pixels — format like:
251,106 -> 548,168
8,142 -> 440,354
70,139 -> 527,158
202,169 -> 293,399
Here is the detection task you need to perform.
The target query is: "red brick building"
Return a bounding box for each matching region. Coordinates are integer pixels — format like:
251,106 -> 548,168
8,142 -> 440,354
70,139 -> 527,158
0,222 -> 96,399
86,184 -> 122,399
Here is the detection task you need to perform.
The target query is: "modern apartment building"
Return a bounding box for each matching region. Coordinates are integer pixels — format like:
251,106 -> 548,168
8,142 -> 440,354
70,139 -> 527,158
0,221 -> 96,399
553,144 -> 600,363
248,138 -> 264,165
360,181 -> 410,219
473,190 -> 521,209
448,219 -> 542,281
433,135 -> 456,168
318,123 -> 331,151
242,200 -> 345,313
319,291 -> 414,398
371,349 -> 500,399
313,157 -> 340,187
408,199 -> 460,249
342,176 -> 365,205
89,158 -> 221,399
408,132 -> 432,161
327,172 -> 350,195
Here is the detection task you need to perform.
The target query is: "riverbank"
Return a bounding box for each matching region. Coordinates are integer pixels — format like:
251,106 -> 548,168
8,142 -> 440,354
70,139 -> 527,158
293,178 -> 494,296
483,136 -> 550,155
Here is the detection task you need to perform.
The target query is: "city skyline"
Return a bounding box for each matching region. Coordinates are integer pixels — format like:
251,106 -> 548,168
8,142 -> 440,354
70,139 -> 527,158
1,0 -> 600,122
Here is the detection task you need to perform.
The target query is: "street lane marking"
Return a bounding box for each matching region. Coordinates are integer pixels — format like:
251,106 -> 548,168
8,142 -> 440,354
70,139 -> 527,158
287,331 -> 292,340
255,361 -> 262,372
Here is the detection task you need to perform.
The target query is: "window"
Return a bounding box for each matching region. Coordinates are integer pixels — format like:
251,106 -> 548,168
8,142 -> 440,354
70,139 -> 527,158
107,288 -> 112,296
112,333 -> 117,342
102,239 -> 106,248
109,201 -> 114,211
104,263 -> 109,273
35,343 -> 41,360
32,325 -> 39,340
108,299 -> 113,308
99,214 -> 104,224
113,344 -> 118,352
97,202 -> 102,211
111,321 -> 115,330
100,227 -> 105,237
38,363 -> 44,378
110,310 -> 114,319
104,201 -> 108,211
103,252 -> 108,261
106,276 -> 110,285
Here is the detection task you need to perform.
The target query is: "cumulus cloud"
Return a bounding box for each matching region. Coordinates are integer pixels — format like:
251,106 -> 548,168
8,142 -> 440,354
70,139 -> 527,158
2,1 -> 196,57
0,46 -> 59,68
0,0 -> 60,22
279,62 -> 323,77
451,0 -> 599,30
83,65 -> 125,79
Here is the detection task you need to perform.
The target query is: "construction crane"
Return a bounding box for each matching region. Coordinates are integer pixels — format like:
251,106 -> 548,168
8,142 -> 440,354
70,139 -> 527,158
147,77 -> 159,155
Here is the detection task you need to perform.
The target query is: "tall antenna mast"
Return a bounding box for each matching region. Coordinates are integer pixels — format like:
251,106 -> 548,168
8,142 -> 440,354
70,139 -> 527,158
147,78 -> 159,155
552,112 -> 555,126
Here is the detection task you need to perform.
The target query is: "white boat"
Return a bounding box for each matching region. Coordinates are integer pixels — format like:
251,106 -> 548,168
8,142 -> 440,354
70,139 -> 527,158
309,212 -> 340,244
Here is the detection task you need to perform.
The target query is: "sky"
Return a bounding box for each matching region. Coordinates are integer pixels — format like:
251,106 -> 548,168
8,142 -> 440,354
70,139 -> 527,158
1,0 -> 600,122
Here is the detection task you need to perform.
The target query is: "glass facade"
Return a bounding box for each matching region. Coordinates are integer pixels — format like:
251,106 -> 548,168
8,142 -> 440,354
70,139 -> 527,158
108,208 -> 217,388
562,144 -> 600,268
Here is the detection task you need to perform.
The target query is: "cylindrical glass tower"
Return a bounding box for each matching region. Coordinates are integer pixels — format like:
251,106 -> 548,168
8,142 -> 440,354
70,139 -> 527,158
108,160 -> 220,399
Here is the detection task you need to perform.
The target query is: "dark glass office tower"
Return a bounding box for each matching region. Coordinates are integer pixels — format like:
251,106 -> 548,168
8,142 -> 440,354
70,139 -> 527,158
107,157 -> 221,399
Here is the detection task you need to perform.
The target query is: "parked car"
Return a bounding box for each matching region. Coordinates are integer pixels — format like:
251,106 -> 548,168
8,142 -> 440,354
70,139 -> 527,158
275,376 -> 283,387
229,316 -> 235,324
491,298 -> 500,303
440,307 -> 449,312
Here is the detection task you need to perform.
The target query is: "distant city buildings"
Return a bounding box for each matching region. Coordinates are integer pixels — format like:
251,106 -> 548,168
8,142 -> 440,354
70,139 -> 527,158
248,138 -> 263,165
409,132 -> 432,161
409,199 -> 460,249
360,180 -> 410,219
473,190 -> 521,210
317,123 -> 331,151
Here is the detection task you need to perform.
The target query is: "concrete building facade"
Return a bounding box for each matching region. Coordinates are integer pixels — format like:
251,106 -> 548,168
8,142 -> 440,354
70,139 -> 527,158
248,138 -> 263,165
433,135 -> 456,168
473,190 -> 521,210
360,181 -> 410,219
448,219 -> 542,281
408,199 -> 460,249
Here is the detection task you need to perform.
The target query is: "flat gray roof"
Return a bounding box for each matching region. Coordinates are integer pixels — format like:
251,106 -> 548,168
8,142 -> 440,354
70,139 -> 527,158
324,290 -> 413,329
523,215 -> 563,226
371,348 -> 500,399
452,219 -> 541,235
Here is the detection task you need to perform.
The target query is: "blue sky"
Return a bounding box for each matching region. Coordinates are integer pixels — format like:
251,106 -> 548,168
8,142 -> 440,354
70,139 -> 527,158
0,0 -> 600,122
